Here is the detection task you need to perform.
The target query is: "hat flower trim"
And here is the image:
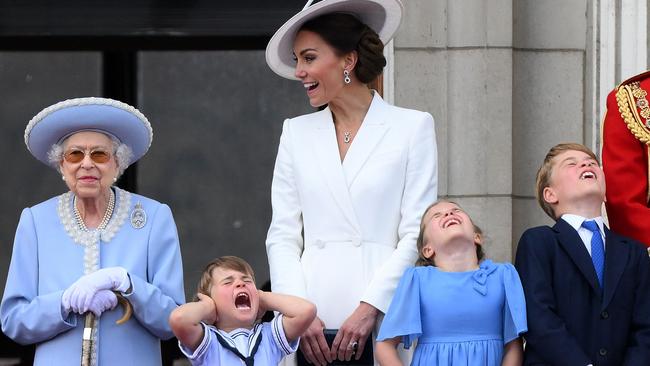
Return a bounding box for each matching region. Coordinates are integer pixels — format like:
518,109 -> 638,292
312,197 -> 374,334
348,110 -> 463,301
24,97 -> 153,153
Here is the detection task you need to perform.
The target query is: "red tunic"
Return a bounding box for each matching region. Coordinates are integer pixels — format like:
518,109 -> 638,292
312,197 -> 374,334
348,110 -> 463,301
602,70 -> 650,247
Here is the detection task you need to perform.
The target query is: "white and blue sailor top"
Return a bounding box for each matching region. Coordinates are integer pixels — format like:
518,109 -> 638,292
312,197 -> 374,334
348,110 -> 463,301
179,314 -> 299,366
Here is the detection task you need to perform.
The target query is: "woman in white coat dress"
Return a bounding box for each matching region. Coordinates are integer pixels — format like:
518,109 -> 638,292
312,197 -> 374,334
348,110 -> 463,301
265,0 -> 437,365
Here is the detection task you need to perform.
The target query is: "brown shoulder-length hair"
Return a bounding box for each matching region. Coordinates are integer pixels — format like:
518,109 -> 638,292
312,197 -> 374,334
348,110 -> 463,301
195,256 -> 256,300
415,200 -> 485,267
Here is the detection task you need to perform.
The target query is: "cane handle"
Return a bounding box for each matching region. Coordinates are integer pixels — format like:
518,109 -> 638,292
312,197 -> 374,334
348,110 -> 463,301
115,292 -> 133,325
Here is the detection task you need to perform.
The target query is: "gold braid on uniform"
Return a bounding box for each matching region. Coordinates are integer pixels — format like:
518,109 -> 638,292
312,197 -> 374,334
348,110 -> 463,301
616,82 -> 650,145
616,81 -> 650,203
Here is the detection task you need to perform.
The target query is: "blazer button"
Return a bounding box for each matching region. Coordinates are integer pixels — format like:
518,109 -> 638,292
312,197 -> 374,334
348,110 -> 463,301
353,239 -> 362,247
315,240 -> 325,249
600,311 -> 609,319
599,348 -> 607,356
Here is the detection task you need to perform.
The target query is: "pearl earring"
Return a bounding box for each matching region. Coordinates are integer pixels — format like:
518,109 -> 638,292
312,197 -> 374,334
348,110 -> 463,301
62,175 -> 65,181
113,176 -> 118,183
343,69 -> 351,84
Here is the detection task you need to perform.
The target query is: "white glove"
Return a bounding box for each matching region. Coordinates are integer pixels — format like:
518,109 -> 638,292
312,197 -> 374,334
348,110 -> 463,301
62,267 -> 130,314
87,290 -> 118,317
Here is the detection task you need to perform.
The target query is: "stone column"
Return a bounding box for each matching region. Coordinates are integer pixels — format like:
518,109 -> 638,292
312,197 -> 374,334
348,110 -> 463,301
393,0 -> 515,262
512,0 -> 588,251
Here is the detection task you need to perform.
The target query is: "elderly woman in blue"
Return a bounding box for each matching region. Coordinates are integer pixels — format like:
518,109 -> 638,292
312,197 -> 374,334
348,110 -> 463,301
0,97 -> 185,365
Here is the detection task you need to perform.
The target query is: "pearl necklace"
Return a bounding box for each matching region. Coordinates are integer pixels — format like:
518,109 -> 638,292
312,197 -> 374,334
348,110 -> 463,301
58,187 -> 131,248
73,189 -> 115,231
70,188 -> 115,366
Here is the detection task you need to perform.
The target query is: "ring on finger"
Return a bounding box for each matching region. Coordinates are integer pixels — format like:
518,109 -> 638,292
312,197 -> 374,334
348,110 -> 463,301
347,340 -> 358,351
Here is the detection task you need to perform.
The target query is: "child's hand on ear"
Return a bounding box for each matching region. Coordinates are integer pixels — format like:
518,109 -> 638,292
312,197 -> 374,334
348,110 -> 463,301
256,290 -> 268,320
196,293 -> 218,325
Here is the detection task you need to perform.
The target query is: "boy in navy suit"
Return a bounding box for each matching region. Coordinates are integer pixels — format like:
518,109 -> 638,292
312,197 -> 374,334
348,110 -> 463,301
515,143 -> 650,365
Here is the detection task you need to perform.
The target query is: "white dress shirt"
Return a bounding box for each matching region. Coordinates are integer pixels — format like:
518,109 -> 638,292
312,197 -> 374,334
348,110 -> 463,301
561,214 -> 606,255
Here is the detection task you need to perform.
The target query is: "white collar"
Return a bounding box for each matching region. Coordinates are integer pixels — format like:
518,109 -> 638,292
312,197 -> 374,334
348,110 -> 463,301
561,213 -> 605,234
215,323 -> 263,358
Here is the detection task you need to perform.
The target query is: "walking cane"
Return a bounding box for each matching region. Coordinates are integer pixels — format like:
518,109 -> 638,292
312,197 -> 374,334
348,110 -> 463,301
81,292 -> 133,366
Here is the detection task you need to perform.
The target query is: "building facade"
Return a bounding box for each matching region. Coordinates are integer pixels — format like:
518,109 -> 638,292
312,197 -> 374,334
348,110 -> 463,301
390,0 -> 648,263
0,0 -> 648,363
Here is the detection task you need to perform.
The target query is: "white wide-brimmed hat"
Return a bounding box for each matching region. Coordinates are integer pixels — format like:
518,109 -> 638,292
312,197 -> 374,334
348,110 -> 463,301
266,0 -> 403,80
24,97 -> 153,167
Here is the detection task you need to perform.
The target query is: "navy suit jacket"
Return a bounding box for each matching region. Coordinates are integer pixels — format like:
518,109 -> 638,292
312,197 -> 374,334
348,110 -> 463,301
515,219 -> 650,365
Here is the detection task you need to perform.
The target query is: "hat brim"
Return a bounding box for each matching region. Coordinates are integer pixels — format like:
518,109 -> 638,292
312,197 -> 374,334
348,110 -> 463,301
266,0 -> 403,80
25,97 -> 153,167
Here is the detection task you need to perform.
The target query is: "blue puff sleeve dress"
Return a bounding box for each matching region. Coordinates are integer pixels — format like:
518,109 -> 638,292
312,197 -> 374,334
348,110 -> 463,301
377,260 -> 527,365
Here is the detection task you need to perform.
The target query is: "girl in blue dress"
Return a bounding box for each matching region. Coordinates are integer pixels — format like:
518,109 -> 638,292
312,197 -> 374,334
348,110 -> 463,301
376,200 -> 527,365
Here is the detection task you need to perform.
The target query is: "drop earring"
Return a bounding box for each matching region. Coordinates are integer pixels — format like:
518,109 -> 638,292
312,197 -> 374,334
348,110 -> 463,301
343,69 -> 351,84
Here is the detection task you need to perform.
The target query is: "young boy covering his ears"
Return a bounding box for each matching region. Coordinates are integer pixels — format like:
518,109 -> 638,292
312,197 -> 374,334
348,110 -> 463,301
170,256 -> 316,365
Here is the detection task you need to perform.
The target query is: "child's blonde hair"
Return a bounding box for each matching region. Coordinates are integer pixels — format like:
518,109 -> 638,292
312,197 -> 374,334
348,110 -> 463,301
415,200 -> 485,267
535,143 -> 599,220
196,256 -> 256,299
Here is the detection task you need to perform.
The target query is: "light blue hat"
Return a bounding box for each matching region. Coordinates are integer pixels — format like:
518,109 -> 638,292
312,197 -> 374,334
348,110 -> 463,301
24,97 -> 153,167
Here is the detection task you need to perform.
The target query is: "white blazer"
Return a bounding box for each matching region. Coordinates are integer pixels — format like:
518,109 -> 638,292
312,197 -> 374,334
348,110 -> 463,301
266,92 -> 437,328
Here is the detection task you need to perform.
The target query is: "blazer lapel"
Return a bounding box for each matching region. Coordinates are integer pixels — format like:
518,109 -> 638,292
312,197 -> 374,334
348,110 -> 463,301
601,228 -> 629,309
310,108 -> 360,229
342,92 -> 389,187
554,219 -> 602,296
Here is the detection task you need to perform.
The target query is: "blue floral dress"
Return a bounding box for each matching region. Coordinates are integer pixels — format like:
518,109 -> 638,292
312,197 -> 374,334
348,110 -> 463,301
377,260 -> 527,365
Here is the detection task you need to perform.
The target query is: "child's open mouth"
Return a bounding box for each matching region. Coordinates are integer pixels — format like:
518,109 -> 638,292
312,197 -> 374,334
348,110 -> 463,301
580,171 -> 596,180
235,292 -> 251,309
442,218 -> 461,228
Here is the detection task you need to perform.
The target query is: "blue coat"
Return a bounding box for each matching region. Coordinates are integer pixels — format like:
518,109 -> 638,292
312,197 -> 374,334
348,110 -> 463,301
1,188 -> 185,365
515,219 -> 650,365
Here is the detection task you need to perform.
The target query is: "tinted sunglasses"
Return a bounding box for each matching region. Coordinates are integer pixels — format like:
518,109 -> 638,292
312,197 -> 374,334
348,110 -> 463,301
63,149 -> 112,164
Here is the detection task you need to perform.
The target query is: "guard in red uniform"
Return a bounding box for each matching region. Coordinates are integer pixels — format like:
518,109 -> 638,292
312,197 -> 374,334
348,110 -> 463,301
602,70 -> 650,247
